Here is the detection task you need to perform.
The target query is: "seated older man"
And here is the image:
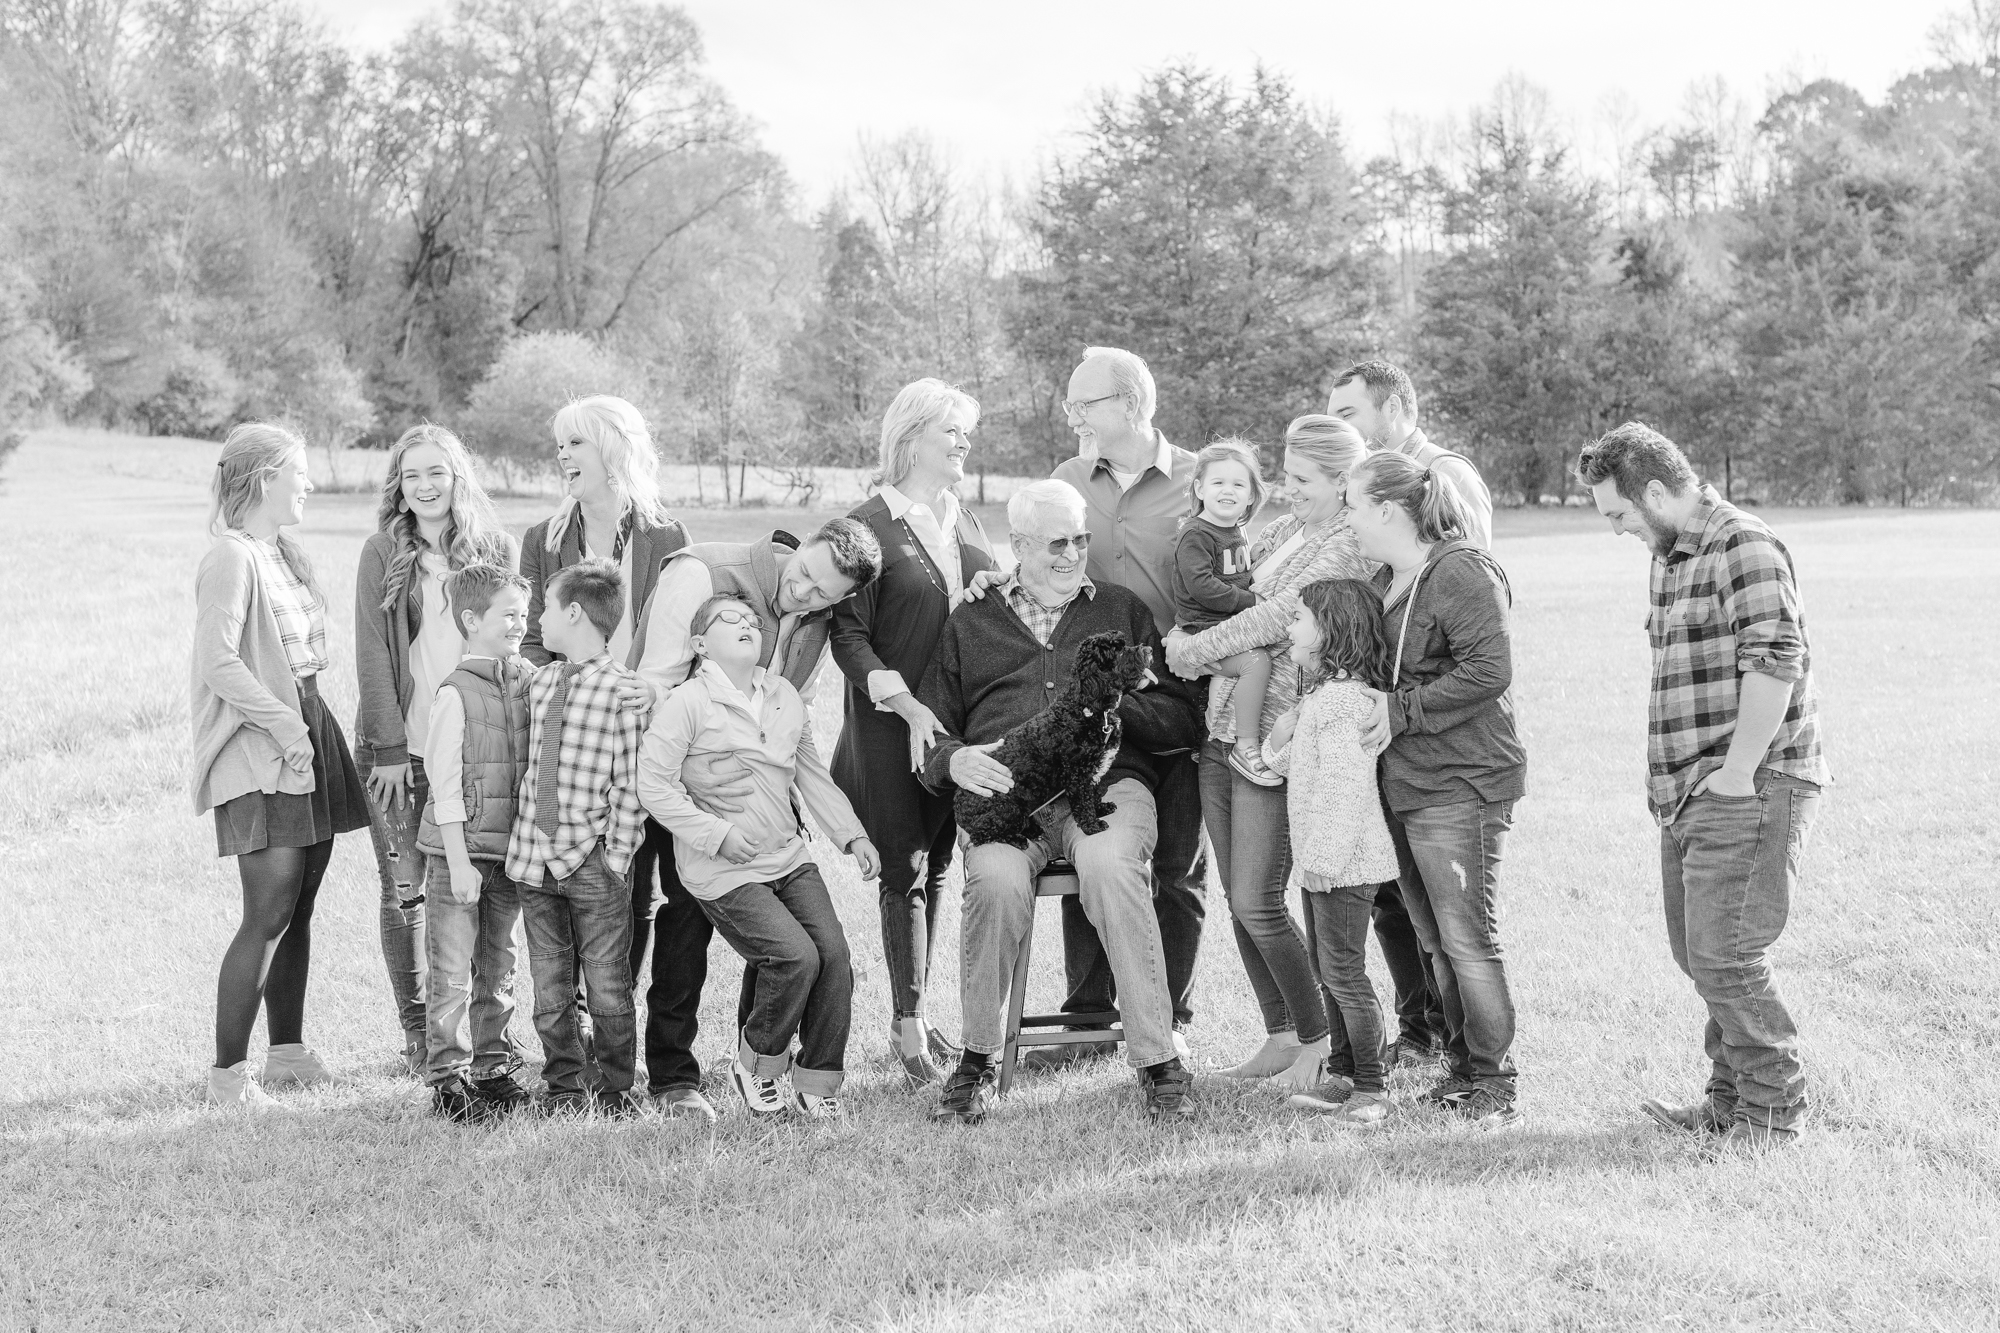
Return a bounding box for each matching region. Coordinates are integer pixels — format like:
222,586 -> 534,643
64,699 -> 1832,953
917,480 -> 1204,1123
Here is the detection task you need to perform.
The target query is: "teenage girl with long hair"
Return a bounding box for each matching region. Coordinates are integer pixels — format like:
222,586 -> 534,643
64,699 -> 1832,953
192,422 -> 370,1109
353,423 -> 517,1073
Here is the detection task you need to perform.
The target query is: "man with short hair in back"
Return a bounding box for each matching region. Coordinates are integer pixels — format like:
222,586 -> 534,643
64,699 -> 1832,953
1577,422 -> 1829,1151
1046,346 -> 1208,1065
1326,360 -> 1493,551
1325,357 -> 1488,1070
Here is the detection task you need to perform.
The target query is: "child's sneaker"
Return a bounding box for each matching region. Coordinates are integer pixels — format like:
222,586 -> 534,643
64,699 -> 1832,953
1226,744 -> 1283,788
1320,1090 -> 1391,1128
468,1072 -> 531,1116
791,1089 -> 844,1121
263,1043 -> 342,1088
430,1075 -> 491,1124
730,1059 -> 788,1118
207,1060 -> 283,1112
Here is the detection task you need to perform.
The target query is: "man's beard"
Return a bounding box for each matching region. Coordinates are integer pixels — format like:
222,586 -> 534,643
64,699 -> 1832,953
1641,508 -> 1679,559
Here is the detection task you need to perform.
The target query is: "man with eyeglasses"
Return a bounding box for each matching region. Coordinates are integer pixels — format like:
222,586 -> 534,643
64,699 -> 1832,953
626,519 -> 883,1122
1047,346 -> 1209,1066
918,480 -> 1204,1123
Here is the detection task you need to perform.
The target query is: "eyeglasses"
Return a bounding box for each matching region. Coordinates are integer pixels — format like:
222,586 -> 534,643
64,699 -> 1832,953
1060,393 -> 1123,419
703,608 -> 762,632
1034,533 -> 1091,556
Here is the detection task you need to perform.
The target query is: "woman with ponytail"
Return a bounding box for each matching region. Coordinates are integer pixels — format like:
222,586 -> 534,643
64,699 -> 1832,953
1345,449 -> 1527,1128
353,424 -> 518,1073
191,423 -> 371,1109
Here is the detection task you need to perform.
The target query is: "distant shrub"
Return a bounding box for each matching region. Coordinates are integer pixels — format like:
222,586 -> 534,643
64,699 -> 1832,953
134,346 -> 240,439
459,333 -> 645,486
0,266 -> 91,471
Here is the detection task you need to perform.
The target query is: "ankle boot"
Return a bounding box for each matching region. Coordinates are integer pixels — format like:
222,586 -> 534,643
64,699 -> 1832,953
1220,1031 -> 1302,1079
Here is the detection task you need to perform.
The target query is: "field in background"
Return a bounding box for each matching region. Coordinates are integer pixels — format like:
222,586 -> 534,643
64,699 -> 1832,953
2,429 -> 1997,1331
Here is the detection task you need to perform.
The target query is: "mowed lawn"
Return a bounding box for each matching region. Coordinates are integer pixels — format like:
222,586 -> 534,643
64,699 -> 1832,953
2,429 -> 1997,1332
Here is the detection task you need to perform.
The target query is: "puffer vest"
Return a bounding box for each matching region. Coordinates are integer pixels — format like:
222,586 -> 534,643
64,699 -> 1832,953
417,656 -> 531,862
643,533 -> 831,691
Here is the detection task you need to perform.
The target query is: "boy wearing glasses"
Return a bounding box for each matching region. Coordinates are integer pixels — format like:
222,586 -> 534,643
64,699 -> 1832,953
638,595 -> 881,1120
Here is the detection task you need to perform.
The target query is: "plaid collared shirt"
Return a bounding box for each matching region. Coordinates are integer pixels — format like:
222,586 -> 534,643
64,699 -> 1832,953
236,532 -> 328,679
506,652 -> 651,882
1002,574 -> 1095,647
1646,486 -> 1828,822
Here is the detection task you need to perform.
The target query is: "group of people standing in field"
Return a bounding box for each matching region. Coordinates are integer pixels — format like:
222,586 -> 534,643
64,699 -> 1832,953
189,346 -> 1829,1149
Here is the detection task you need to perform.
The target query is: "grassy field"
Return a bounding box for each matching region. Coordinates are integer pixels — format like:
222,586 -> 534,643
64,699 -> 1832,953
3,428 -> 1997,1331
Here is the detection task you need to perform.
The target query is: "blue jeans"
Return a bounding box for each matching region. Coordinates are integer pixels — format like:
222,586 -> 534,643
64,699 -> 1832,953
1388,800 -> 1519,1095
1662,771 -> 1820,1131
1061,752 -> 1206,1028
364,756 -> 428,1040
1196,740 -> 1327,1042
699,864 -> 853,1097
961,777 -> 1176,1068
521,846 -> 635,1096
1301,880 -> 1387,1093
421,854 -> 524,1086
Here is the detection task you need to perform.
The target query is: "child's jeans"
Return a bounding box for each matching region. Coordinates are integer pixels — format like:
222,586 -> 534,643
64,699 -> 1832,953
698,864 -> 852,1096
521,846 -> 635,1096
1301,879 -> 1388,1094
365,756 -> 429,1042
422,853 -> 524,1087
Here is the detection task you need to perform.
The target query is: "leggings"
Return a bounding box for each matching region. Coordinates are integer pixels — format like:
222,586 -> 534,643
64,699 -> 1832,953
214,839 -> 334,1069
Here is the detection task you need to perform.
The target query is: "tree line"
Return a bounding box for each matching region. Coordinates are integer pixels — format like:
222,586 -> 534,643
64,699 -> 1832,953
4,0 -> 1998,505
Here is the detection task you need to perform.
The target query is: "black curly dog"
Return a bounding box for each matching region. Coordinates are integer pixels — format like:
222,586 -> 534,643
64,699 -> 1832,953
955,631 -> 1154,849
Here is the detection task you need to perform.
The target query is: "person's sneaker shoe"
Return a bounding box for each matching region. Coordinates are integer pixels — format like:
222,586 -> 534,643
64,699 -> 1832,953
1303,1089 -> 1390,1127
891,1016 -> 943,1086
263,1043 -> 342,1088
1419,1073 -> 1479,1106
933,1057 -> 997,1125
923,1024 -> 962,1066
1226,745 -> 1284,788
652,1086 -> 718,1123
600,1089 -> 646,1120
1718,1119 -> 1800,1153
1142,1059 -> 1197,1121
731,1059 -> 788,1118
207,1060 -> 283,1112
1641,1096 -> 1730,1136
539,1090 -> 592,1118
792,1090 -> 844,1121
430,1075 -> 491,1124
468,1072 -> 531,1116
1286,1072 -> 1355,1112
1450,1084 -> 1520,1129
1021,1039 -> 1118,1071
1385,1037 -> 1444,1074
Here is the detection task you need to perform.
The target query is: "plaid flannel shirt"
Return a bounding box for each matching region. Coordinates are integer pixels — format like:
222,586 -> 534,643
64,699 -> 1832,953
1646,486 -> 1828,823
505,652 -> 650,882
236,532 -> 328,679
1002,574 -> 1095,647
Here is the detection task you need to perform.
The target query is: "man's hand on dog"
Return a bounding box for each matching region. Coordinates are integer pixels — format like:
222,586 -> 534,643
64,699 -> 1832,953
951,741 -> 1013,797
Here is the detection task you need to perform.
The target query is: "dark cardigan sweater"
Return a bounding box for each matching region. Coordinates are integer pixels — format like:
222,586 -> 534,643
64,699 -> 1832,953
916,580 -> 1205,797
352,527 -> 519,769
1374,540 -> 1527,812
829,494 -> 998,796
519,509 -> 689,668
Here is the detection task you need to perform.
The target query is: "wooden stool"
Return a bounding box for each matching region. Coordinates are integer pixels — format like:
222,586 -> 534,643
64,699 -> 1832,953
998,859 -> 1123,1095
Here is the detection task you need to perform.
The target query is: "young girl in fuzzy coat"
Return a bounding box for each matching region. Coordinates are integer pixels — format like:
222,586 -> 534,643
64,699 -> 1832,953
1263,577 -> 1402,1127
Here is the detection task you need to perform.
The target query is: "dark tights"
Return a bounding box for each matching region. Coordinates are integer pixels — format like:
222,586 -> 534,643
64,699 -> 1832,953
214,839 -> 333,1068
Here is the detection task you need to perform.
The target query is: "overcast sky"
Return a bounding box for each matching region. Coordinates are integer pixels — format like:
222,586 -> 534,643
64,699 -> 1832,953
314,0 -> 1964,205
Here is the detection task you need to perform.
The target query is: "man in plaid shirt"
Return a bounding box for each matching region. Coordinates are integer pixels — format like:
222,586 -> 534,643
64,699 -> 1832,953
1579,423 -> 1829,1151
506,558 -> 651,1113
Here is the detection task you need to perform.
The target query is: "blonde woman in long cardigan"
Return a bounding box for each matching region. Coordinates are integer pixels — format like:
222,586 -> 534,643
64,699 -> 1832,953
191,423 -> 370,1110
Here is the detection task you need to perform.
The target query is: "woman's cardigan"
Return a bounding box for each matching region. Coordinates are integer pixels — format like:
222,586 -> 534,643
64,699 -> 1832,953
351,528 -> 519,770
519,510 -> 689,668
827,493 -> 996,819
1176,511 -> 1373,747
190,535 -> 314,814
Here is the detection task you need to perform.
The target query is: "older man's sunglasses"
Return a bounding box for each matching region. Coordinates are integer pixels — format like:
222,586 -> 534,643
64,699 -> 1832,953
1036,533 -> 1091,556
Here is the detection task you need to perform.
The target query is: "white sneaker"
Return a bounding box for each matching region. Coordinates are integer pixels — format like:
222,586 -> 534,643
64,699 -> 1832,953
263,1043 -> 342,1087
730,1059 -> 788,1117
208,1060 -> 283,1112
791,1089 -> 844,1121
1172,1029 -> 1192,1062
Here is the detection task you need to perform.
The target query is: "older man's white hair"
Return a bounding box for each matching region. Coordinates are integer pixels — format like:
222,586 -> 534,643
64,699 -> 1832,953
1007,479 -> 1088,538
1081,345 -> 1156,426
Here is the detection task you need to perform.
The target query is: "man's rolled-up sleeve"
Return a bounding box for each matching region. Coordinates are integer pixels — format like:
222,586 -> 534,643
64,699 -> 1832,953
1723,533 -> 1808,683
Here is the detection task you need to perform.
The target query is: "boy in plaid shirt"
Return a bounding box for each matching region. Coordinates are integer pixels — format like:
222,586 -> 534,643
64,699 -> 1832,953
505,558 -> 651,1114
1579,423 -> 1829,1151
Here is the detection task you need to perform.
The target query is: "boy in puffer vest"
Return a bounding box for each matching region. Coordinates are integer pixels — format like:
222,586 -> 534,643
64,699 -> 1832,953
416,563 -> 535,1123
